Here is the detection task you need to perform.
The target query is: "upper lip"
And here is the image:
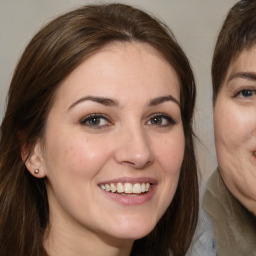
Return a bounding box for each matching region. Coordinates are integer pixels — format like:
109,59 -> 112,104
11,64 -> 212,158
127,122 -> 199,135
98,177 -> 157,185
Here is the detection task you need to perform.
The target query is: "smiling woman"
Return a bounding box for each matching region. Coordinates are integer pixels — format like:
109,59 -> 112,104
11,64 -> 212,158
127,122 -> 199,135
0,3 -> 198,256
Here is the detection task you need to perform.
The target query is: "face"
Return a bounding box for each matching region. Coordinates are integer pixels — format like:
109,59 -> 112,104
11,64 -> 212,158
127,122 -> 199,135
214,45 -> 256,215
34,42 -> 184,246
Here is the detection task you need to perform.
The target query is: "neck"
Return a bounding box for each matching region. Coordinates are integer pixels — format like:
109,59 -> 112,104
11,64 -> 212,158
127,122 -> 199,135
44,221 -> 133,256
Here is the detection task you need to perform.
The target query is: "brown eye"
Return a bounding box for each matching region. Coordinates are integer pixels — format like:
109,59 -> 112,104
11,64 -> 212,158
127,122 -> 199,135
151,116 -> 163,125
87,117 -> 101,125
147,114 -> 176,127
80,114 -> 110,128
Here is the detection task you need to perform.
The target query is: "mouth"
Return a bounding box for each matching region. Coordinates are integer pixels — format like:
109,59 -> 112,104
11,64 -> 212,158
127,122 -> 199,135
98,178 -> 156,205
99,182 -> 151,195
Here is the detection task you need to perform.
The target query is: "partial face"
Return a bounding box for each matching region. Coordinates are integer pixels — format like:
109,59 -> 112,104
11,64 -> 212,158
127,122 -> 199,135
214,45 -> 256,215
36,43 -> 184,245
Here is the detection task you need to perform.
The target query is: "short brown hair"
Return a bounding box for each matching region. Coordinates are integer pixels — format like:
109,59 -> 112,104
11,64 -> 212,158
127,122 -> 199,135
212,0 -> 256,103
0,4 -> 198,256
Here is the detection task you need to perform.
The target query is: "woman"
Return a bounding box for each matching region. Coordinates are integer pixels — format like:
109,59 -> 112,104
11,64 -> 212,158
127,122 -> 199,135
203,0 -> 256,255
0,3 -> 198,256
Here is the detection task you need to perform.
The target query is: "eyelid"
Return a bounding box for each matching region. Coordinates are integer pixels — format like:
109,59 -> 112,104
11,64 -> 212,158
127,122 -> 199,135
79,113 -> 113,127
230,82 -> 256,95
147,113 -> 177,126
233,88 -> 256,98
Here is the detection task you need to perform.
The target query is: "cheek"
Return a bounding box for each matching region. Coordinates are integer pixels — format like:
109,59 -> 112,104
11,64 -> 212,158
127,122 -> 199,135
214,105 -> 255,150
153,130 -> 184,214
153,130 -> 185,176
44,131 -> 112,180
214,103 -> 256,187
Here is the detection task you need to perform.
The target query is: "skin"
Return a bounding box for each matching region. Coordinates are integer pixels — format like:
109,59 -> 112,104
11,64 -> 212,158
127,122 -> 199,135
25,42 -> 184,256
214,45 -> 256,215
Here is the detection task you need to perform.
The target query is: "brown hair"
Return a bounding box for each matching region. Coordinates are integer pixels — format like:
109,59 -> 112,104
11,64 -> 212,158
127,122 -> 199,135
0,4 -> 198,256
212,0 -> 256,103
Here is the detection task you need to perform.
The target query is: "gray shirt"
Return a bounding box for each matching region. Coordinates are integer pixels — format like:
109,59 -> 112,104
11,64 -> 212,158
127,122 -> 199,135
186,208 -> 216,256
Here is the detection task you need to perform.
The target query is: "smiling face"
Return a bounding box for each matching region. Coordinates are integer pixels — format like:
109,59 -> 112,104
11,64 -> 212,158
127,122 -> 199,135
29,42 -> 184,253
214,45 -> 256,215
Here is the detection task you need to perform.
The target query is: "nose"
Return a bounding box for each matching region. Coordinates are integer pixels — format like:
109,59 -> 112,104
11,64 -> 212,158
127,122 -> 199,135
113,126 -> 154,169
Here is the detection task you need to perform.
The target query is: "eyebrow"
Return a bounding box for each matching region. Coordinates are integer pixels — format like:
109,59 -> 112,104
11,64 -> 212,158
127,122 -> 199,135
68,94 -> 180,111
68,96 -> 119,110
149,95 -> 180,107
228,72 -> 256,83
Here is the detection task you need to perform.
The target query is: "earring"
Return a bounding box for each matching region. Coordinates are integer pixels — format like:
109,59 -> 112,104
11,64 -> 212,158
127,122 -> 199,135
34,169 -> 39,175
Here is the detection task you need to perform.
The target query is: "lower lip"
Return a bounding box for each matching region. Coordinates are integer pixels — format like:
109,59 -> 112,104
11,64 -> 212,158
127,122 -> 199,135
100,185 -> 156,206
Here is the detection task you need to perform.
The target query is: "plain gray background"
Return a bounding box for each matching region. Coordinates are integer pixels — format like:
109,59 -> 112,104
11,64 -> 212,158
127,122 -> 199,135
0,0 -> 238,183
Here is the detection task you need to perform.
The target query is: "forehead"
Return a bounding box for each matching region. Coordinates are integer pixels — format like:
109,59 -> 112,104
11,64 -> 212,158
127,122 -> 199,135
61,41 -> 175,82
228,46 -> 256,78
219,45 -> 256,88
51,41 -> 180,108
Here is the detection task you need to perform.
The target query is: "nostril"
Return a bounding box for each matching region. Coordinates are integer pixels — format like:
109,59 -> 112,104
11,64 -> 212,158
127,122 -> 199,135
113,131 -> 154,168
143,161 -> 153,169
121,160 -> 136,167
121,159 -> 153,169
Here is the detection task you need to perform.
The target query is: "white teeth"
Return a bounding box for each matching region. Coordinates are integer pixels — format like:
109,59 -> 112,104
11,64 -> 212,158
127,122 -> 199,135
100,184 -> 105,190
110,183 -> 116,192
141,183 -> 146,192
100,182 -> 151,194
133,183 -> 141,194
124,183 -> 133,194
117,182 -> 124,193
105,184 -> 110,192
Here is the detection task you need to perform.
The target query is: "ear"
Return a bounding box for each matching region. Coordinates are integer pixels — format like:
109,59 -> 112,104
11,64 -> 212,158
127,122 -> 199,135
21,140 -> 46,178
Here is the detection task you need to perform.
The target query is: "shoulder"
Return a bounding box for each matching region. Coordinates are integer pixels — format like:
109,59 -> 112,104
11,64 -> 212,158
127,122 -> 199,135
202,169 -> 228,214
202,169 -> 256,255
186,208 -> 216,256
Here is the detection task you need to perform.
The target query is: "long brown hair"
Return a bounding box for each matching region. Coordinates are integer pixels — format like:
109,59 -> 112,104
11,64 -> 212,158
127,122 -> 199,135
0,4 -> 198,256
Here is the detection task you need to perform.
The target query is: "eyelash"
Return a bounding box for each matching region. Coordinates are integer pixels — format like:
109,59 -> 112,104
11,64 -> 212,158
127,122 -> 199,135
147,113 -> 176,127
234,89 -> 256,98
80,114 -> 112,128
79,113 -> 176,129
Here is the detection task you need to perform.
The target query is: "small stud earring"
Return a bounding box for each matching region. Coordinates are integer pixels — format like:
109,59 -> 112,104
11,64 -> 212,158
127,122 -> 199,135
34,169 -> 39,175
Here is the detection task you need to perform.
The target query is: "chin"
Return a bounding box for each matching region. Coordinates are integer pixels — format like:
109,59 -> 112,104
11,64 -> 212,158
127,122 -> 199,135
113,229 -> 153,241
243,201 -> 256,217
109,217 -> 157,240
